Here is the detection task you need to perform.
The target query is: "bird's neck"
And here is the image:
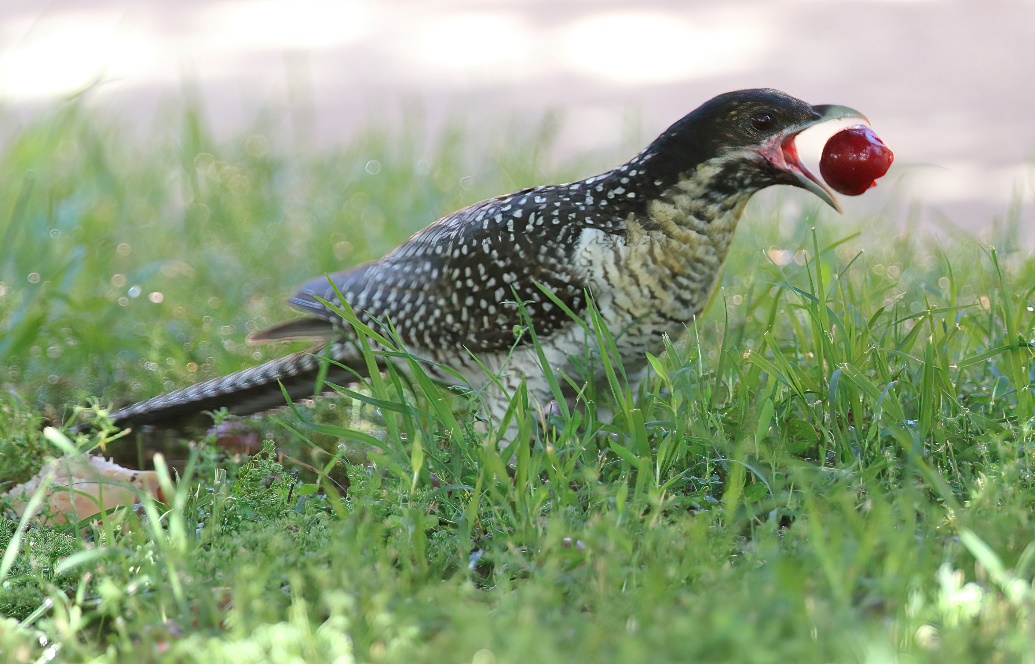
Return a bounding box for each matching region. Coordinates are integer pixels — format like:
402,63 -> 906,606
588,131 -> 762,226
573,141 -> 761,250
573,154 -> 757,332
639,154 -> 758,241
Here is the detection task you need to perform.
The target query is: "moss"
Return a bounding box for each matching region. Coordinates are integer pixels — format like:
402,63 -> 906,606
0,517 -> 83,621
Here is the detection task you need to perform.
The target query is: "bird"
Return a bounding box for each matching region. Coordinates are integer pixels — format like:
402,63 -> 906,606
103,89 -> 865,434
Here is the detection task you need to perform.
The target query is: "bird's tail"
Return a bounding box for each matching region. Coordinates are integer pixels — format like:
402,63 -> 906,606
108,341 -> 369,429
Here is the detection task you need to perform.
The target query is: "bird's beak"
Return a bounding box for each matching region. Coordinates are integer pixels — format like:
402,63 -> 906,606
762,104 -> 869,214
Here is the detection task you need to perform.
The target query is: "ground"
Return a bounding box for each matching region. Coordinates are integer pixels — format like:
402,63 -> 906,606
2,98 -> 1035,661
3,3 -> 1035,659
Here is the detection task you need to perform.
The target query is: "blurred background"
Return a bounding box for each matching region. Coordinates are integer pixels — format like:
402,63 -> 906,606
2,0 -> 1034,229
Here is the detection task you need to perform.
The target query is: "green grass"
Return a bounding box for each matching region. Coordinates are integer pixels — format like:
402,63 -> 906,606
3,96 -> 1035,662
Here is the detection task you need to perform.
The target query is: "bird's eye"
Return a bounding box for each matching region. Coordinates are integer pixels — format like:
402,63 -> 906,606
751,112 -> 773,131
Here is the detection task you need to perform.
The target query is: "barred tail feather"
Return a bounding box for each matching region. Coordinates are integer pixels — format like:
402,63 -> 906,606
110,341 -> 367,428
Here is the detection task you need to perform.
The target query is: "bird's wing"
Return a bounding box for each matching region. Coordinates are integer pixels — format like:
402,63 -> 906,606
267,191 -> 599,354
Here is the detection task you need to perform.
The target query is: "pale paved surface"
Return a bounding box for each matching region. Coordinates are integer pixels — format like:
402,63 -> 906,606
2,0 -> 1033,230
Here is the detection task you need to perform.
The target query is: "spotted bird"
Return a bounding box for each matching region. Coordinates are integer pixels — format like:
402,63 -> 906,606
103,89 -> 865,432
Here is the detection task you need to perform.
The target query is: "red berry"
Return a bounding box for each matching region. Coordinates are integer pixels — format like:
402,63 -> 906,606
819,126 -> 894,196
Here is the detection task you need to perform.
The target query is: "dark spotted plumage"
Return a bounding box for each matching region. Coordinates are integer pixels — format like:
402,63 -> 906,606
104,89 -> 866,431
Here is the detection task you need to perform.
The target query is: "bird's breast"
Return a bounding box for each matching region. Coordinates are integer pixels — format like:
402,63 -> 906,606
572,202 -> 745,349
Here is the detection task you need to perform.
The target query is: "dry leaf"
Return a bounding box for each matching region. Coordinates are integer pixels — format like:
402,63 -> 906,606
3,455 -> 164,524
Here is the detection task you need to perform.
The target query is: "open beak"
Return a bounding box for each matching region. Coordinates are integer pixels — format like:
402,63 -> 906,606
763,104 -> 869,214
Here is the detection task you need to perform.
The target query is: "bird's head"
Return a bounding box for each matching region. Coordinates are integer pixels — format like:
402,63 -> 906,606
647,88 -> 867,213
